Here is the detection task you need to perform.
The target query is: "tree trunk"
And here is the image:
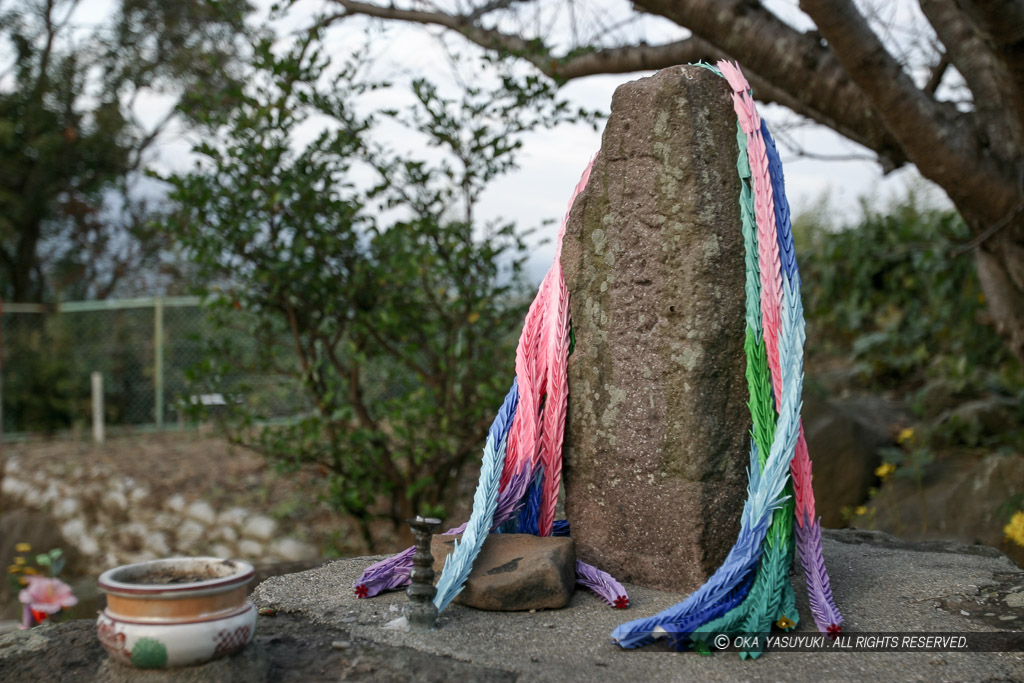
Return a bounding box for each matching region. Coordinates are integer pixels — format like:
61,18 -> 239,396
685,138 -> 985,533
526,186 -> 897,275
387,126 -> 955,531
973,218 -> 1024,365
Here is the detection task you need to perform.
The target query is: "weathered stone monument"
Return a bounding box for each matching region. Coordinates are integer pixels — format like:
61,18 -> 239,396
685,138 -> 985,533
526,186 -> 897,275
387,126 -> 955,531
562,66 -> 749,592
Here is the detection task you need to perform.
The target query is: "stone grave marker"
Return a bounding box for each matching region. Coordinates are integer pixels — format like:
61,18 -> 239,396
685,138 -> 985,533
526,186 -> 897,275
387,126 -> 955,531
562,65 -> 749,592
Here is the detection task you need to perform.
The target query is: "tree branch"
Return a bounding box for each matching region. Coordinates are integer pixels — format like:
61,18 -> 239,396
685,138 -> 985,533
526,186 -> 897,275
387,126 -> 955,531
919,0 -> 1024,160
466,0 -> 525,23
632,0 -> 908,170
329,0 -> 908,170
361,323 -> 438,387
924,52 -> 949,96
957,0 -> 1024,118
799,0 -> 1018,221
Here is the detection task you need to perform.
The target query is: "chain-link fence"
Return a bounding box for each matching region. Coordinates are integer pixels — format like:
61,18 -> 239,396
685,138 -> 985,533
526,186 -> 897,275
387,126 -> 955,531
0,297 -> 310,439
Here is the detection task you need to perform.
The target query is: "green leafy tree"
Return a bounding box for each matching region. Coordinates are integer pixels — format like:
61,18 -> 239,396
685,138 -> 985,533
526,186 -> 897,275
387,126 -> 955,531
164,29 -> 589,548
797,193 -> 1024,452
0,0 -> 251,302
797,196 -> 1008,387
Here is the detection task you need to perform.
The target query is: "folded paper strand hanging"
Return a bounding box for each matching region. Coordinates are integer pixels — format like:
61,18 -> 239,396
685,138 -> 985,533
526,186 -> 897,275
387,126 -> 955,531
609,61 -> 841,656
353,157 -> 629,611
354,61 -> 840,654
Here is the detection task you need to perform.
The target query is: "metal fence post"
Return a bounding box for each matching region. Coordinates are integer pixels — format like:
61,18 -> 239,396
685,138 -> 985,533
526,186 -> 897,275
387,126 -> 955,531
154,296 -> 164,428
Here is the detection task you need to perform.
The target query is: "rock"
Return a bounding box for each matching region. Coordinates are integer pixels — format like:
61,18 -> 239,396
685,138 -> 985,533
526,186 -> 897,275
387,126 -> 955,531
211,543 -> 235,559
430,533 -> 576,611
939,397 -> 1019,445
152,513 -> 177,532
144,531 -> 171,557
801,394 -> 900,527
129,486 -> 150,504
0,625 -> 65,660
217,507 -> 250,527
270,538 -> 319,563
77,535 -> 100,557
215,525 -> 239,543
117,522 -> 147,548
60,517 -> 87,541
21,488 -> 42,508
561,65 -> 748,593
52,498 -> 79,520
1,475 -> 28,499
176,519 -> 205,550
95,644 -> 269,683
238,540 -> 264,557
130,549 -> 158,563
165,494 -> 186,513
185,500 -> 217,526
40,483 -> 60,505
0,604 -> 510,683
242,515 -> 278,542
867,452 -> 1024,567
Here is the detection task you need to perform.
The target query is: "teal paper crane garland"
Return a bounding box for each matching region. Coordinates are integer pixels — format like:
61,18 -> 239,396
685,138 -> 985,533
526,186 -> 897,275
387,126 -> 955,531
609,61 -> 842,654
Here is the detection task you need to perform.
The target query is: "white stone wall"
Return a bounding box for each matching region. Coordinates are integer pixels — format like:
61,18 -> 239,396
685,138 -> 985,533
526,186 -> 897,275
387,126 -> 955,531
1,457 -> 318,566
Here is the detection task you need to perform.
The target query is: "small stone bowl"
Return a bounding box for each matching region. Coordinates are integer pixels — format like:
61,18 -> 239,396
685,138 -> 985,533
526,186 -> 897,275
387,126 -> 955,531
96,557 -> 257,669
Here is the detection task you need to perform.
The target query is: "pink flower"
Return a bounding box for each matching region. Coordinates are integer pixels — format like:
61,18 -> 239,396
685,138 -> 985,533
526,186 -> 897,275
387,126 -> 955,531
18,576 -> 77,615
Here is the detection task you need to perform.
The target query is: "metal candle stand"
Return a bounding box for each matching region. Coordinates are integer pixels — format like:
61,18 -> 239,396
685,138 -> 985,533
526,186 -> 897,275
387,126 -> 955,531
405,516 -> 441,632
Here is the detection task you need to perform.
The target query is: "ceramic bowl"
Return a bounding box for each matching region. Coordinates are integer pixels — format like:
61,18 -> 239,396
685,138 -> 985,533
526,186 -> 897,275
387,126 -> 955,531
96,557 -> 257,669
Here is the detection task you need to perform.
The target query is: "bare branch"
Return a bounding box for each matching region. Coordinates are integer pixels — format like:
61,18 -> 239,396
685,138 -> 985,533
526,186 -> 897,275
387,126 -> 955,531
327,0 -> 711,81
329,0 -> 908,170
951,200 -> 1024,256
466,0 -> 524,23
924,52 -> 949,96
769,126 -> 878,163
957,0 -> 1024,110
799,0 -> 1017,221
632,0 -> 908,170
920,0 -> 1024,158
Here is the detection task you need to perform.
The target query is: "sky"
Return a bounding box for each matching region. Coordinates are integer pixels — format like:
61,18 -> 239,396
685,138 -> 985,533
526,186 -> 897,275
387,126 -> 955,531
68,0 -> 949,284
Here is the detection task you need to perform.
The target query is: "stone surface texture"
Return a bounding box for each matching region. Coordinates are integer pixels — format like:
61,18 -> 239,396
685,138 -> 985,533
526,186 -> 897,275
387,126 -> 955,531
561,65 -> 748,593
3,530 -> 1023,681
430,534 -> 576,611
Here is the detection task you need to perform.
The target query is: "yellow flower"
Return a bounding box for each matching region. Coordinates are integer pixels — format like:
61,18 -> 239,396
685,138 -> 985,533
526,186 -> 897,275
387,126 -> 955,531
855,506 -> 868,516
1004,511 -> 1024,548
14,543 -> 31,553
897,427 -> 914,444
7,564 -> 22,575
13,557 -> 26,566
875,462 -> 896,478
467,311 -> 480,324
776,615 -> 795,630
